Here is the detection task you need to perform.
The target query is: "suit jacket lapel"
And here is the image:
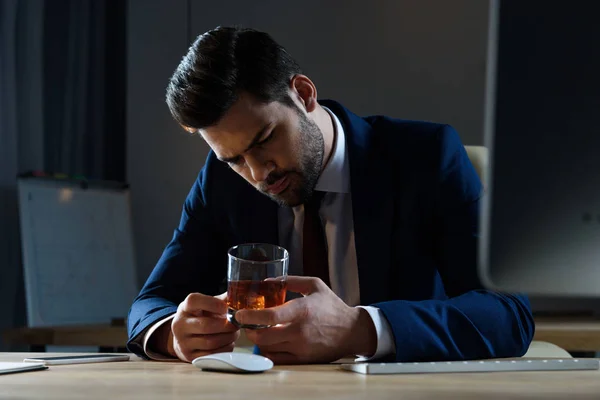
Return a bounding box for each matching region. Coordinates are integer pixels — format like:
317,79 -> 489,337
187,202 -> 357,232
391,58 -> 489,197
320,100 -> 394,305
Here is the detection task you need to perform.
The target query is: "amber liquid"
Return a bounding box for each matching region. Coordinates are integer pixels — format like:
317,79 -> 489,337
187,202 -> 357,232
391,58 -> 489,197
227,280 -> 287,311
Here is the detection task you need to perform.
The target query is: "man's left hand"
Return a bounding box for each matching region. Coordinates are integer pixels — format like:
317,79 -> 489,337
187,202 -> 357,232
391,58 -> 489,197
234,276 -> 377,364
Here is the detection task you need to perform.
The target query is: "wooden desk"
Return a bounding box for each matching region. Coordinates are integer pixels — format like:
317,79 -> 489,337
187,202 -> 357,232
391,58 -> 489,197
2,325 -> 128,352
4,317 -> 600,354
2,324 -> 254,351
534,317 -> 600,352
1,353 -> 599,399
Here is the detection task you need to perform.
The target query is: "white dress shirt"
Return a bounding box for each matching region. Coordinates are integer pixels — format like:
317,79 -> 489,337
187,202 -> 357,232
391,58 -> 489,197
141,107 -> 395,361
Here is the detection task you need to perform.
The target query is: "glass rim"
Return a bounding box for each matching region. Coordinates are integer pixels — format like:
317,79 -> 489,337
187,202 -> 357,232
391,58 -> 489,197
227,243 -> 289,264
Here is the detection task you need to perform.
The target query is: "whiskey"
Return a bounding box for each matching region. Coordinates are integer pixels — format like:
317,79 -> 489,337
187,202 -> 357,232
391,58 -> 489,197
227,280 -> 287,311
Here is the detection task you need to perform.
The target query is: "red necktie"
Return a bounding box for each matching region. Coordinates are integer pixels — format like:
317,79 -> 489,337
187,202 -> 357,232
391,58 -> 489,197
302,191 -> 330,287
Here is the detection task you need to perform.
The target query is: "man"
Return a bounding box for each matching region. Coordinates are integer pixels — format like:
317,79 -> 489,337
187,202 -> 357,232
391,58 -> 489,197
127,26 -> 534,364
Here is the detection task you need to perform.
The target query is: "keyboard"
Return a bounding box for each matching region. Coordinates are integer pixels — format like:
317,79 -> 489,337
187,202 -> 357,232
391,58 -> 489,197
340,358 -> 599,375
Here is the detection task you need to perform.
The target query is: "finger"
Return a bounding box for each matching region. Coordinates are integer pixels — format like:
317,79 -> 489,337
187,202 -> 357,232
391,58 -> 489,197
178,342 -> 236,363
284,275 -> 325,295
176,315 -> 238,336
244,324 -> 297,347
262,352 -> 300,365
214,292 -> 227,301
235,298 -> 308,327
180,293 -> 228,315
263,276 -> 286,283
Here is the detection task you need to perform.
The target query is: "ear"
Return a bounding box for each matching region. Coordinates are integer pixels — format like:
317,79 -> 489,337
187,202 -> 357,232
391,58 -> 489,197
290,74 -> 318,113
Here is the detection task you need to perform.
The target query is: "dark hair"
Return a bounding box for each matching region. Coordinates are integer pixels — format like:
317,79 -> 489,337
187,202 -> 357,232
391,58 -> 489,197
166,26 -> 302,130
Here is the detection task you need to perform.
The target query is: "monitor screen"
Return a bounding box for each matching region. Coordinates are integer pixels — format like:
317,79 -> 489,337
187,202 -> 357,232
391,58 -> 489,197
478,0 -> 600,297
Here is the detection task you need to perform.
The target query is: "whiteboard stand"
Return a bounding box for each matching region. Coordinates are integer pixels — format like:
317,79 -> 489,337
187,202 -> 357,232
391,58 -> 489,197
17,176 -> 138,333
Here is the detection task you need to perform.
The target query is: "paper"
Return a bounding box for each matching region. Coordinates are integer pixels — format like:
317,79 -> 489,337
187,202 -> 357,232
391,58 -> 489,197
0,362 -> 47,375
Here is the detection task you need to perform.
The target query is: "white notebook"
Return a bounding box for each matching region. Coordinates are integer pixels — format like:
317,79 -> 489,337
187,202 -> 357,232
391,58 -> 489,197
0,362 -> 48,375
341,359 -> 600,375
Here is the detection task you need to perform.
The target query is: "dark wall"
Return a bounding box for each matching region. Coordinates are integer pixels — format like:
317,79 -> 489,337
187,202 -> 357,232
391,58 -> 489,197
128,0 -> 492,284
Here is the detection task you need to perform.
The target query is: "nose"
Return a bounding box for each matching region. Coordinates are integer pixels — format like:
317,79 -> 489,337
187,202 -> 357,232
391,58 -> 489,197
246,156 -> 274,183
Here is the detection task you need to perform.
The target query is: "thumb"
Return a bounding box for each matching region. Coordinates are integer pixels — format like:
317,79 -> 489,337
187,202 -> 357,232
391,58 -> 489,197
214,292 -> 228,301
284,275 -> 325,296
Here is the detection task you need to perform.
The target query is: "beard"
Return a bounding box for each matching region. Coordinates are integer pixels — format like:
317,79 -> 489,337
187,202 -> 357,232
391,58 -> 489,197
259,111 -> 324,207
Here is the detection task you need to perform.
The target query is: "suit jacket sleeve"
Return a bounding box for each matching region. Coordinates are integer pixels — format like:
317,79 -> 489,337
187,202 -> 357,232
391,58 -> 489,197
374,125 -> 535,362
126,165 -> 228,358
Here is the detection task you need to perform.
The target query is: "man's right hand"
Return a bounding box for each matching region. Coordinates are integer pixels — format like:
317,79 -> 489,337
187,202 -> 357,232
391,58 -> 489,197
150,292 -> 240,362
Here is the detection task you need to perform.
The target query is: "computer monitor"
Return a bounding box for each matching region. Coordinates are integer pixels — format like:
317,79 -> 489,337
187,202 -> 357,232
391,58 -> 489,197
478,0 -> 600,297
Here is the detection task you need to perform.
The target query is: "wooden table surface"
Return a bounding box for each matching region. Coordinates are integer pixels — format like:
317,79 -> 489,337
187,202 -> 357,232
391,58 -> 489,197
1,353 -> 600,399
2,325 -> 128,348
533,317 -> 600,352
4,317 -> 600,353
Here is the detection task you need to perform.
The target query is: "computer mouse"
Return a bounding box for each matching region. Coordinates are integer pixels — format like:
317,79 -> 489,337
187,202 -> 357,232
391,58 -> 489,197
192,352 -> 274,373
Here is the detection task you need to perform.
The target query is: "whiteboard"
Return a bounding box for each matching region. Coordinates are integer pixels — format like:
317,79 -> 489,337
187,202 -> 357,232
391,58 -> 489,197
17,177 -> 138,327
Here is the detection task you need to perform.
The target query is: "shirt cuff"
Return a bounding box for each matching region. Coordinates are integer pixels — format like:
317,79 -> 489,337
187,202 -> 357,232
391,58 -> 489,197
355,305 -> 396,361
142,314 -> 179,361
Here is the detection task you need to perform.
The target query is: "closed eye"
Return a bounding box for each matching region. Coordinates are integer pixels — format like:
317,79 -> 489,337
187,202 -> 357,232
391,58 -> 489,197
219,126 -> 275,166
257,130 -> 275,146
225,156 -> 243,168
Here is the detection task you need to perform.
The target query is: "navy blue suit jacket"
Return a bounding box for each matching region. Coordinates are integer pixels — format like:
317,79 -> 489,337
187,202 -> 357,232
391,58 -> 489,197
127,100 -> 535,361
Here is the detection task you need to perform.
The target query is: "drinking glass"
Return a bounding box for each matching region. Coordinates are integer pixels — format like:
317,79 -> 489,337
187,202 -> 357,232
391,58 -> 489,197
226,243 -> 289,329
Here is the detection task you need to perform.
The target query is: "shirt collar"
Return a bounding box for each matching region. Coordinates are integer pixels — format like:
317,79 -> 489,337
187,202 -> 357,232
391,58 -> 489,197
314,106 -> 350,194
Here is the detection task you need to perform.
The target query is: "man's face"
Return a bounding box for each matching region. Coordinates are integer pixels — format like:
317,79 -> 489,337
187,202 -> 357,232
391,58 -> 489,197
199,94 -> 324,207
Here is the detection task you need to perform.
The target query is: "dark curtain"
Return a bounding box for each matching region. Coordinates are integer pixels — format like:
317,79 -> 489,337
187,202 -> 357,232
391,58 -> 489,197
43,0 -> 126,181
0,0 -> 125,350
